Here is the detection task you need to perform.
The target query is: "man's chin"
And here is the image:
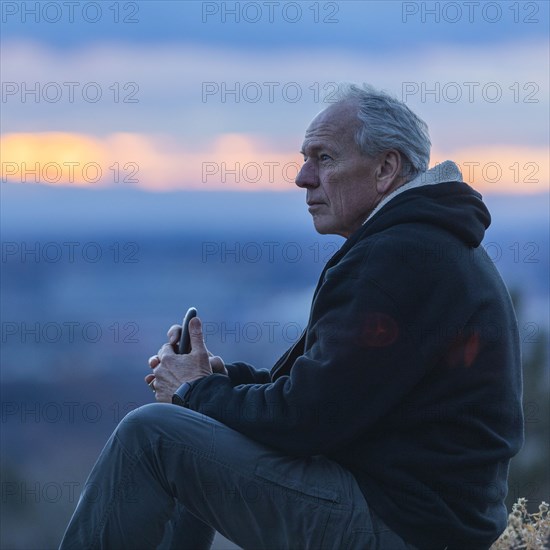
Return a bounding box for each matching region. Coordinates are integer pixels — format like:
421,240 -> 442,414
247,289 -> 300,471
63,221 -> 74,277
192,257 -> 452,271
311,216 -> 348,238
311,217 -> 335,236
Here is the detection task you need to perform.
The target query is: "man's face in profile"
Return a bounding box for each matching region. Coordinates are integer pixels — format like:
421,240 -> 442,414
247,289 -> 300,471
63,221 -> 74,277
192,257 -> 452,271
296,100 -> 383,238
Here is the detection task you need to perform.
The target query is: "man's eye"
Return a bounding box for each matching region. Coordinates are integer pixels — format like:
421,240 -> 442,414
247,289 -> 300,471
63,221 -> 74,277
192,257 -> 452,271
319,154 -> 331,161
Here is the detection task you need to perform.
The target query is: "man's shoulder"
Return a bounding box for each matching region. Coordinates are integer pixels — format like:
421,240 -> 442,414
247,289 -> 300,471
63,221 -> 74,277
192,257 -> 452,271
326,221 -> 468,290
346,220 -> 453,262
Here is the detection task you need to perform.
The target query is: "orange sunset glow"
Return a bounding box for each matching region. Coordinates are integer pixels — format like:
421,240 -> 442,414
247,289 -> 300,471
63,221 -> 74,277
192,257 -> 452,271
1,132 -> 548,193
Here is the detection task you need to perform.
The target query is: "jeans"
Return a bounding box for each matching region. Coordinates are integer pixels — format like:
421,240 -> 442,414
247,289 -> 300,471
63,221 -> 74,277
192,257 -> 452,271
59,403 -> 417,549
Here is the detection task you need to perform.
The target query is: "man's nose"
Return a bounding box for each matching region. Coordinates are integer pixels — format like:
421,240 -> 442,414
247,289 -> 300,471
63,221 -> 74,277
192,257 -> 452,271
295,161 -> 318,188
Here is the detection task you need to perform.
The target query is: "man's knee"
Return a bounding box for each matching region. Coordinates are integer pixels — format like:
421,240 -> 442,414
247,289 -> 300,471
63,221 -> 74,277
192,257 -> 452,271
114,403 -> 178,448
115,403 -> 215,450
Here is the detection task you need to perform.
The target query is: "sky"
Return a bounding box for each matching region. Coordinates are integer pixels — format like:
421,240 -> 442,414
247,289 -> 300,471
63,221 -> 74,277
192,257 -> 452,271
0,0 -> 549,193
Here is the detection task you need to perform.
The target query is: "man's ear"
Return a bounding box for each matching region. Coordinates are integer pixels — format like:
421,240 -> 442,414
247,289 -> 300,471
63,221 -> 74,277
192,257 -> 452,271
375,150 -> 403,195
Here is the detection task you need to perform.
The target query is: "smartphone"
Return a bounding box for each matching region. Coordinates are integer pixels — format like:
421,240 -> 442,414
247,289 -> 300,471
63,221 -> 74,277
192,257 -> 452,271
177,307 -> 197,354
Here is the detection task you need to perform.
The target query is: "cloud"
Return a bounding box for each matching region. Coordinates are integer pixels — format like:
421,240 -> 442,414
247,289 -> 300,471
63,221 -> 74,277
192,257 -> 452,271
1,132 -> 547,193
0,131 -> 301,191
431,145 -> 549,194
1,38 -> 547,142
1,39 -> 547,193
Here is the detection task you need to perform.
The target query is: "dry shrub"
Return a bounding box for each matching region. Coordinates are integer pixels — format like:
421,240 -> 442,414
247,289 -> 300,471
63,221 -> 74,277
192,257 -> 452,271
490,498 -> 549,549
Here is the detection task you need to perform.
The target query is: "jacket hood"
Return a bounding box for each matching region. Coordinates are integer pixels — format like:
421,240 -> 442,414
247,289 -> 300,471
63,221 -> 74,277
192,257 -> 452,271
357,160 -> 491,248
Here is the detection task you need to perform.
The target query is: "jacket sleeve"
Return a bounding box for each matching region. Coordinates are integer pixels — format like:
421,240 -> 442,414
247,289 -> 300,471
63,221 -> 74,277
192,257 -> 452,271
185,236 -> 460,456
225,362 -> 272,385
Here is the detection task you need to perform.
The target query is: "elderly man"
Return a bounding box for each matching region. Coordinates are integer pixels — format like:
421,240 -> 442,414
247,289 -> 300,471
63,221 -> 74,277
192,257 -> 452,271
60,84 -> 523,550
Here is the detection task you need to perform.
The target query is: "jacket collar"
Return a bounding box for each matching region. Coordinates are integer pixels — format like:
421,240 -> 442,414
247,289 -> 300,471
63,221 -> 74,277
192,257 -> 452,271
363,160 -> 463,225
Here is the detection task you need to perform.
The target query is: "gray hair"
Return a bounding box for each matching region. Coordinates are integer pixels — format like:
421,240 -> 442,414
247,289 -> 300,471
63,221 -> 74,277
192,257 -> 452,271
330,83 -> 431,180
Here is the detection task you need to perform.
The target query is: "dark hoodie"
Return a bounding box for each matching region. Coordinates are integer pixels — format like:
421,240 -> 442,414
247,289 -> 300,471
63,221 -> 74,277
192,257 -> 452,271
183,162 -> 524,549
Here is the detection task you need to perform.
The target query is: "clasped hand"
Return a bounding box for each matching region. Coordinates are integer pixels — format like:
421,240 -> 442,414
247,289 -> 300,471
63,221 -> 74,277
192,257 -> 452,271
144,317 -> 227,403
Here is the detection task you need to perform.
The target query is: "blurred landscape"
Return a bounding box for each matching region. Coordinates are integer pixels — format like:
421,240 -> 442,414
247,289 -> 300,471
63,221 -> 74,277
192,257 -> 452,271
1,183 -> 548,549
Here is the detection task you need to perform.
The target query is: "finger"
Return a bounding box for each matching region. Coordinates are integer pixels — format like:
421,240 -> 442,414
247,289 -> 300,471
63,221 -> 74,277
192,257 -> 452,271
148,355 -> 160,368
204,342 -> 219,359
158,342 -> 176,360
210,356 -> 225,373
167,324 -> 182,346
189,317 -> 207,354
